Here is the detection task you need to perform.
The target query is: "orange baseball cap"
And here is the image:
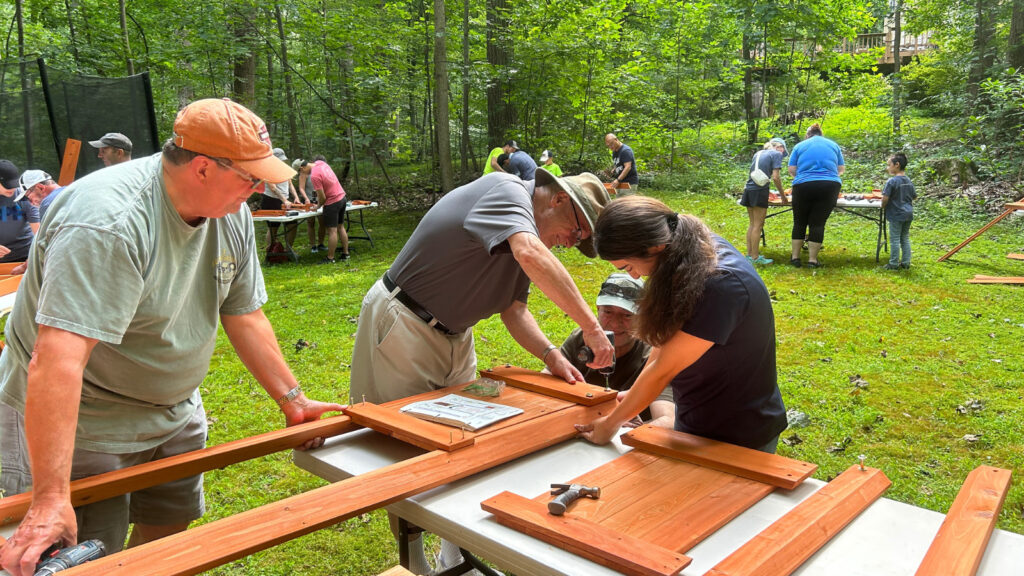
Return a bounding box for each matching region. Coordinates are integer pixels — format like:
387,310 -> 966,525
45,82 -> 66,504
172,98 -> 296,183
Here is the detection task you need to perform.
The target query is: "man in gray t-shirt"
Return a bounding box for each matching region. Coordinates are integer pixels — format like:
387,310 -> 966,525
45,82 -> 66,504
0,99 -> 342,572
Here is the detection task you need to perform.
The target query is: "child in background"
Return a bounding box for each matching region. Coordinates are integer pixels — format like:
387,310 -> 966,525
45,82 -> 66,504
539,150 -> 563,177
881,152 -> 916,270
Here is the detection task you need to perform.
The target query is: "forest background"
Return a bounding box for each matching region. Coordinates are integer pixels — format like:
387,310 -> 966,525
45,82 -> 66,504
4,0 -> 1024,574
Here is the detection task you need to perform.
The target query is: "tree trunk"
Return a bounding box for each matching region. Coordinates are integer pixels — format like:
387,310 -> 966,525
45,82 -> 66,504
434,0 -> 454,192
119,0 -> 134,75
16,0 -> 34,165
63,0 -> 80,67
232,10 -> 256,108
1010,0 -> 1024,70
742,31 -> 758,144
486,0 -> 513,143
892,1 -> 902,139
460,0 -> 471,176
968,0 -> 996,102
274,4 -> 300,157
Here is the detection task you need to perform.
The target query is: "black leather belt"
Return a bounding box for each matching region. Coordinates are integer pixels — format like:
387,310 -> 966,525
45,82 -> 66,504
382,272 -> 461,336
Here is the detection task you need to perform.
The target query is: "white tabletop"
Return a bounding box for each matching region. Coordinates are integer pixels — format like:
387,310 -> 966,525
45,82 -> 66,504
294,428 -> 1024,576
251,202 -> 378,223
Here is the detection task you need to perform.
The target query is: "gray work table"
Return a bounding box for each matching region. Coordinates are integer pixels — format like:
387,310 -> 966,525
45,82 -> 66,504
293,427 -> 1024,576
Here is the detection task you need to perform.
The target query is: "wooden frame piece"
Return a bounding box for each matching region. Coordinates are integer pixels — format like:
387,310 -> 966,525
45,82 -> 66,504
1006,253 -> 1024,261
343,402 -> 476,451
0,275 -> 22,296
621,425 -> 817,490
0,416 -> 358,527
938,199 -> 1024,262
480,365 -> 617,405
482,491 -> 691,576
58,138 -> 82,186
0,263 -> 23,274
705,465 -> 891,576
967,275 -> 1024,285
60,401 -> 615,575
915,466 -> 1012,576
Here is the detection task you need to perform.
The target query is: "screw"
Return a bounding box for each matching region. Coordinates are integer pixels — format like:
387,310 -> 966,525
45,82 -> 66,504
362,394 -> 366,406
586,393 -> 594,398
858,454 -> 866,471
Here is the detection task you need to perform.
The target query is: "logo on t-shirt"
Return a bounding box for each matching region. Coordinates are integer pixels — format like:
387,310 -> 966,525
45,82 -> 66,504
216,250 -> 236,285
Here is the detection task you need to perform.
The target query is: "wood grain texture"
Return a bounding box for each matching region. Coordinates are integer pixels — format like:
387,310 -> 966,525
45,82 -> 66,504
62,400 -> 616,575
0,275 -> 22,296
705,465 -> 891,576
1006,253 -> 1024,260
58,138 -> 81,186
377,567 -> 417,576
967,275 -> 1024,284
915,466 -> 1012,576
0,416 -> 358,527
480,365 -> 617,405
343,402 -> 476,451
621,425 -> 817,490
482,491 -> 690,576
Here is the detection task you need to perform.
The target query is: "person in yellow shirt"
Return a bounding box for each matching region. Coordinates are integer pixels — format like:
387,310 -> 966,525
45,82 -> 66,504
539,149 -> 563,177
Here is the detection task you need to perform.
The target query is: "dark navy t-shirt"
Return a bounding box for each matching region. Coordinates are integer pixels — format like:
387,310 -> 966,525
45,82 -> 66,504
612,144 -> 638,185
670,234 -> 787,449
0,195 -> 39,262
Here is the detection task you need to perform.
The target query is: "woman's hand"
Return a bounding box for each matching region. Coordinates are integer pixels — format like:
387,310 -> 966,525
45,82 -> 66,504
575,415 -> 620,445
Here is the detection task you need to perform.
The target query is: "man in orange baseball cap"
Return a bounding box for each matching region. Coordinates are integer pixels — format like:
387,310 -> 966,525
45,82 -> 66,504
0,98 -> 343,575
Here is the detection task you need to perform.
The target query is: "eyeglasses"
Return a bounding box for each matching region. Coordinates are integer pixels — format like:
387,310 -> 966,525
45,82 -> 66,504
214,159 -> 265,191
568,200 -> 584,248
599,280 -> 642,301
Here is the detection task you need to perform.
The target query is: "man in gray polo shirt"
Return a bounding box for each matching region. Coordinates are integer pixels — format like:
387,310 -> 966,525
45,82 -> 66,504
350,168 -> 614,574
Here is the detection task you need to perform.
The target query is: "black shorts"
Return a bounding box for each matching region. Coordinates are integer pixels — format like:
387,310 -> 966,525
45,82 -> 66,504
261,195 -> 284,228
740,187 -> 770,208
322,198 -> 348,228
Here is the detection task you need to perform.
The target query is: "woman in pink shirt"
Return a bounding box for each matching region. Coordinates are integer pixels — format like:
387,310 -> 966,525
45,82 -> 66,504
297,157 -> 349,262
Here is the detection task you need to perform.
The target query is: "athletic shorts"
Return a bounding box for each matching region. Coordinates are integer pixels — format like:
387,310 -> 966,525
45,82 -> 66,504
323,197 -> 348,228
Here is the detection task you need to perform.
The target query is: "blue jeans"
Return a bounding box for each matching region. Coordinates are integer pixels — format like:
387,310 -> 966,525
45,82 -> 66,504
888,218 -> 912,266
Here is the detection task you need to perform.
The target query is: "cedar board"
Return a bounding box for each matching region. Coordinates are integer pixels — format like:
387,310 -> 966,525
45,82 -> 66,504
706,465 -> 891,576
0,275 -> 22,296
622,425 -> 817,489
482,491 -> 691,576
480,365 -> 617,405
915,466 -> 1012,576
967,275 -> 1024,285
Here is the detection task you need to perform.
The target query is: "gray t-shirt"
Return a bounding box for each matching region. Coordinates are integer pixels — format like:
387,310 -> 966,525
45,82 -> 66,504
506,151 -> 538,181
389,172 -> 535,332
0,194 -> 39,262
882,174 -> 916,222
0,154 -> 267,453
744,149 -> 784,192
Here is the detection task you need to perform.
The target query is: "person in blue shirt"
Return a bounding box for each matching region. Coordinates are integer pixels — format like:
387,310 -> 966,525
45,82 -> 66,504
787,123 -> 844,268
17,170 -> 64,221
881,152 -> 916,270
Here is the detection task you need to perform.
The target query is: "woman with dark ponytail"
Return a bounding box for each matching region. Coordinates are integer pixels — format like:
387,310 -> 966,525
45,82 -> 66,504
575,196 -> 787,452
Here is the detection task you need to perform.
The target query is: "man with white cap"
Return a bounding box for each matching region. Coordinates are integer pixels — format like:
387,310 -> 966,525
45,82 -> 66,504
0,160 -> 39,263
0,98 -> 342,576
350,167 -> 614,575
88,132 -> 133,166
17,170 -> 64,220
555,273 -> 674,428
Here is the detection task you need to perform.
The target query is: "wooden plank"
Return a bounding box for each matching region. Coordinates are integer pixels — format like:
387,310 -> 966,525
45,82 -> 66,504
1006,253 -> 1024,261
378,567 -> 416,576
967,276 -> 1024,285
0,263 -> 23,274
480,365 -> 617,405
621,425 -> 817,490
1005,202 -> 1024,210
0,275 -> 22,296
343,402 -> 476,451
705,465 -> 891,576
482,491 -> 690,576
62,400 -> 616,575
58,138 -> 81,186
0,416 -> 358,526
915,466 -> 1012,576
938,201 -> 1021,262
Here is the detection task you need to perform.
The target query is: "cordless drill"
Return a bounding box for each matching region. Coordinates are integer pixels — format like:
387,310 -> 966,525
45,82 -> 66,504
576,330 -> 616,390
34,539 -> 106,576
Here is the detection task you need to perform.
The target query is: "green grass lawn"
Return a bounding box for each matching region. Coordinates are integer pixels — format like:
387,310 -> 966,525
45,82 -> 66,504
197,180 -> 1024,574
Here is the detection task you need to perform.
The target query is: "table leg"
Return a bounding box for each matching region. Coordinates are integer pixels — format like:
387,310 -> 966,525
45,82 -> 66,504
345,208 -> 375,248
432,548 -> 503,576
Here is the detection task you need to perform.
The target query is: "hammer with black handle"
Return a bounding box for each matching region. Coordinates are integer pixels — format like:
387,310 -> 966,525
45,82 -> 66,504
548,483 -> 600,516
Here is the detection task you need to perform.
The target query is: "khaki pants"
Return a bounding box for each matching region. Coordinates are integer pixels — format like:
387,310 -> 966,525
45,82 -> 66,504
349,278 -> 476,404
0,402 -> 206,552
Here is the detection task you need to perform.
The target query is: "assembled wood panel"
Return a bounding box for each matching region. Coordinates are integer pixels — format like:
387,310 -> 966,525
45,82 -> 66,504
480,365 -> 617,405
63,401 -> 617,575
705,465 -> 891,576
0,416 -> 358,526
482,491 -> 691,576
621,425 -> 817,490
915,466 -> 1012,576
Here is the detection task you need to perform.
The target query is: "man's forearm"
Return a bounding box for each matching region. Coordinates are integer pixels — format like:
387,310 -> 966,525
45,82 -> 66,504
500,301 -> 550,358
510,234 -> 601,334
221,309 -> 297,401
